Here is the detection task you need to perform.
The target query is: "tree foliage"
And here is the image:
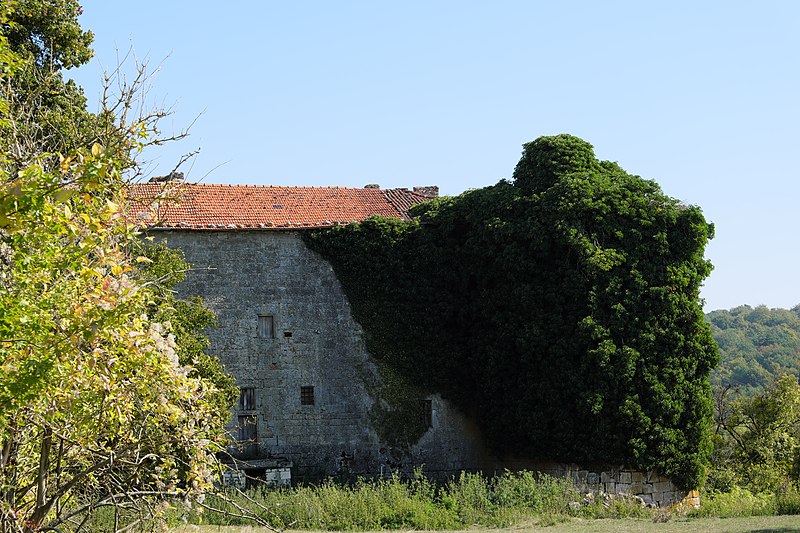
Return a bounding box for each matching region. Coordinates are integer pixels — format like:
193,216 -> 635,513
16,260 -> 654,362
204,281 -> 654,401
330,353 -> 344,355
705,305 -> 800,492
306,134 -> 717,490
0,146 -> 232,533
1,4 -> 234,531
708,305 -> 800,397
2,0 -> 92,70
711,374 -> 800,492
1,0 -> 102,167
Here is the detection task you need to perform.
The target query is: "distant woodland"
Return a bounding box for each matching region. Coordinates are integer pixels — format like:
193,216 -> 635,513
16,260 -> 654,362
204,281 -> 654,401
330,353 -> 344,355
708,305 -> 800,395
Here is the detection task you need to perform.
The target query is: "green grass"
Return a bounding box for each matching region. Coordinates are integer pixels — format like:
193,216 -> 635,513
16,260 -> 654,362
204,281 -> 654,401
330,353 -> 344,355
171,471 -> 671,531
162,471 -> 800,532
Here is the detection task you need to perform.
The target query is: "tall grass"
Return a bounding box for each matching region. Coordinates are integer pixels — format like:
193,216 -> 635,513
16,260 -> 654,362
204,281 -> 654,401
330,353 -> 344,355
169,471 -> 800,531
176,471 -> 582,530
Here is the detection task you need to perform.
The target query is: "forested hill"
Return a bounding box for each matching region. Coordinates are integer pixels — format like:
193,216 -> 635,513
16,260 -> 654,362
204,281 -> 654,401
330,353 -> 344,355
708,305 -> 800,395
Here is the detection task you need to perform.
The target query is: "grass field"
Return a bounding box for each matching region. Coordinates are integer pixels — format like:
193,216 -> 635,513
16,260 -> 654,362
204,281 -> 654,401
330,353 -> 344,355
175,515 -> 800,533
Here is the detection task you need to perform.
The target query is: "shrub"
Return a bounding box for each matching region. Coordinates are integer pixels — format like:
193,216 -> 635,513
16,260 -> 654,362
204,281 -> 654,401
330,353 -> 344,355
689,487 -> 776,518
776,486 -> 800,515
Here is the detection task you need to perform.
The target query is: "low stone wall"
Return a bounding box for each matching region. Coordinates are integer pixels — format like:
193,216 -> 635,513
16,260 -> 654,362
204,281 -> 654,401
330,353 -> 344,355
535,463 -> 697,507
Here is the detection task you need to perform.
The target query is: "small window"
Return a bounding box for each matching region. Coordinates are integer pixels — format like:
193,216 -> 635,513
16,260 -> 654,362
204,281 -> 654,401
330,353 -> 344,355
257,315 -> 274,339
238,415 -> 257,443
300,386 -> 315,406
421,399 -> 432,428
239,387 -> 256,410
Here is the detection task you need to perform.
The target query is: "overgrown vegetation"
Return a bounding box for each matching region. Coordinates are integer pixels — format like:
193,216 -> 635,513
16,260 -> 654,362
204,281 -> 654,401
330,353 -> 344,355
306,134 -> 717,490
707,373 -> 800,492
175,471 -> 652,531
165,472 -> 800,531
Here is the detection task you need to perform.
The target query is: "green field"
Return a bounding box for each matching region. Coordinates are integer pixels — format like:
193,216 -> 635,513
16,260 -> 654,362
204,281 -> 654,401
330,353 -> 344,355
177,515 -> 800,533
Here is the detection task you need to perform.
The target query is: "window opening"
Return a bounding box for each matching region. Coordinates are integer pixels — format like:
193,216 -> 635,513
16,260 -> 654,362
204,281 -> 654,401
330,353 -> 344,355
238,414 -> 257,443
239,387 -> 256,410
257,315 -> 274,339
300,386 -> 315,406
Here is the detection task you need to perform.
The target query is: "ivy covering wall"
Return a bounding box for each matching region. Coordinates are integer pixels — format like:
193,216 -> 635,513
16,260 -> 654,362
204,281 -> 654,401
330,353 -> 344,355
304,134 -> 718,490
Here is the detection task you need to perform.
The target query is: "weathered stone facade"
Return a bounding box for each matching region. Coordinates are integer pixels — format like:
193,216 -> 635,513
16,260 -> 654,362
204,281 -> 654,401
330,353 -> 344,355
159,230 -> 489,481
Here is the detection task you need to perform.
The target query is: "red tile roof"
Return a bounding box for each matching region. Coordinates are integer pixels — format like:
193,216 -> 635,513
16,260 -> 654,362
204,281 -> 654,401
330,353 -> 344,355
127,183 -> 433,230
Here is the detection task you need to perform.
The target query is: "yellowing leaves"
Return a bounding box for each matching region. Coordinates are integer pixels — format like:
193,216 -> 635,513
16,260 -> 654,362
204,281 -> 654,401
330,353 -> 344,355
106,199 -> 119,214
53,188 -> 74,203
58,154 -> 73,173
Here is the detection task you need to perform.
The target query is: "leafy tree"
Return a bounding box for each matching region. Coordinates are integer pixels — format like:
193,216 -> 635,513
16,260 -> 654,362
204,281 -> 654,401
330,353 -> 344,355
1,0 -> 101,166
711,374 -> 800,492
1,0 -> 182,176
0,5 -> 236,531
0,145 -> 232,532
306,134 -> 717,490
2,0 -> 92,69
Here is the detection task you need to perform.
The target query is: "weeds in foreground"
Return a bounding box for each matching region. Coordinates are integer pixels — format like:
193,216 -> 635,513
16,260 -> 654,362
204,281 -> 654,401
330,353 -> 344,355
687,485 -> 800,519
82,471 -> 800,531
170,471 -> 661,531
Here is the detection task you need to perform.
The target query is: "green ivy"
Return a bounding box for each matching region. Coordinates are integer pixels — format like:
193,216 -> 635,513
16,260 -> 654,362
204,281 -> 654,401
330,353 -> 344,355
305,135 -> 718,490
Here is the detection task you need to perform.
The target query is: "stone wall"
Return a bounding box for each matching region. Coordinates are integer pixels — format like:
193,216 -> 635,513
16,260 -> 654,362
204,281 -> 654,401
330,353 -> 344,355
159,230 -> 487,481
483,457 -> 694,507
540,465 -> 693,507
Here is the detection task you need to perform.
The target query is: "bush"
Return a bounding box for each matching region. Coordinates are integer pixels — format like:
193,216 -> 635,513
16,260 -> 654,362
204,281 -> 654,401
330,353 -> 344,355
776,486 -> 800,515
689,487 -> 776,518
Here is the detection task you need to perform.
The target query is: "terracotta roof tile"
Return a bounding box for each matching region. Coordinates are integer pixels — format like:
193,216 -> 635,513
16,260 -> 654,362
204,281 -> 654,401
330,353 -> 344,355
127,183 -> 431,230
384,188 -> 432,215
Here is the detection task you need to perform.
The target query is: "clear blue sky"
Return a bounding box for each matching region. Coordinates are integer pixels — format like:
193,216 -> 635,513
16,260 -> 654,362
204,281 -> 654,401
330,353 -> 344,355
69,1 -> 800,312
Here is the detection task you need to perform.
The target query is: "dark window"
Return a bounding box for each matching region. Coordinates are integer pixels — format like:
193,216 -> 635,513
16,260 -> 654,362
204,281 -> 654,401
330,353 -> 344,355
421,399 -> 433,428
238,415 -> 257,443
239,387 -> 256,410
257,315 -> 274,339
300,386 -> 315,406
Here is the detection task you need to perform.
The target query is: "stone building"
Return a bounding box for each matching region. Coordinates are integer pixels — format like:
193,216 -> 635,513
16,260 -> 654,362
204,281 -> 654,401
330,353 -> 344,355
129,181 -> 490,483
129,180 -> 691,506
